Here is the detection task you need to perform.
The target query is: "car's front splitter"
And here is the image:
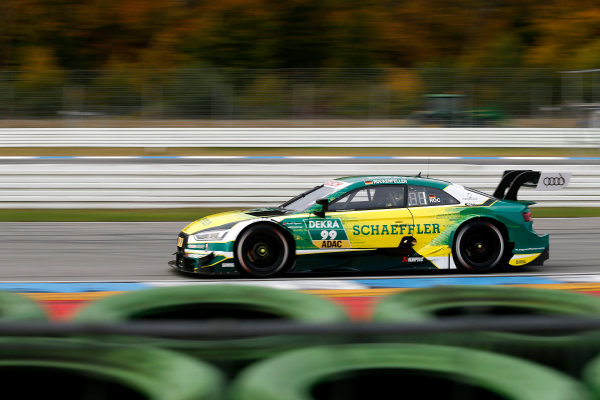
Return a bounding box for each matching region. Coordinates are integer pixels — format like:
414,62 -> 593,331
169,252 -> 240,275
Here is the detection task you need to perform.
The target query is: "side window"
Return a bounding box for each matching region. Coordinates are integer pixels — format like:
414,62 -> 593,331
329,185 -> 406,211
407,185 -> 459,207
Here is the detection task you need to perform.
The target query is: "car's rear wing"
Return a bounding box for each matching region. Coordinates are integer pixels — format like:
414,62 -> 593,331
493,170 -> 571,201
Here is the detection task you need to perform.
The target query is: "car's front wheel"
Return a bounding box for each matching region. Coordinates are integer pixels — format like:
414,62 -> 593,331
453,220 -> 505,272
235,224 -> 293,278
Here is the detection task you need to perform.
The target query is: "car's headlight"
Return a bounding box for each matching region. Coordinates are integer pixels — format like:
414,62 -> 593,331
192,229 -> 229,242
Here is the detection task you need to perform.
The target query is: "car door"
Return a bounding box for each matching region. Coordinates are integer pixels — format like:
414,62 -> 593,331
406,184 -> 461,258
306,184 -> 414,249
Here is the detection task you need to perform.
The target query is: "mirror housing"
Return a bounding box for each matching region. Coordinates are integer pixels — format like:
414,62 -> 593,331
315,198 -> 329,218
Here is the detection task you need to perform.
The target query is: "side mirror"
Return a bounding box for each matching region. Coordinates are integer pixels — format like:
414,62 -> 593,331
315,198 -> 329,218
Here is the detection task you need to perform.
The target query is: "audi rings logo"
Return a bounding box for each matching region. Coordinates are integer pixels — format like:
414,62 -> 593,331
543,175 -> 566,186
537,172 -> 570,191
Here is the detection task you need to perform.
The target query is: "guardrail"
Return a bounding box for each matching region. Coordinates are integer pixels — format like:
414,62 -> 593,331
0,159 -> 596,208
1,128 -> 599,147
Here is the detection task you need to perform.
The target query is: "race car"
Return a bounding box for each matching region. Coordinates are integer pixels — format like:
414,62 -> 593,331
169,170 -> 568,277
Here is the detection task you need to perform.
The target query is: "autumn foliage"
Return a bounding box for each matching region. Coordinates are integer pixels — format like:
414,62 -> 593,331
0,0 -> 598,120
2,0 -> 600,71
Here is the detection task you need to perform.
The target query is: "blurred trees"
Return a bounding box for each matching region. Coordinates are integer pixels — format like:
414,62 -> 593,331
1,0 -> 599,119
3,0 -> 600,71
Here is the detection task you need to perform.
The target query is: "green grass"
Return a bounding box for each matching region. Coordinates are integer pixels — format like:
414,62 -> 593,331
1,147 -> 599,157
529,207 -> 600,218
1,207 -> 599,222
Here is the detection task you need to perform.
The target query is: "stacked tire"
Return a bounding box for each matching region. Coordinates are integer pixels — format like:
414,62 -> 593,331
0,290 -> 226,399
0,337 -> 224,399
372,285 -> 600,375
72,284 -> 349,375
0,290 -> 48,320
229,343 -> 592,400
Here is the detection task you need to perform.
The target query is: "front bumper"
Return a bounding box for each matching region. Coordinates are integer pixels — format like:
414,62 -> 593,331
170,233 -> 239,275
168,255 -> 240,275
169,250 -> 213,273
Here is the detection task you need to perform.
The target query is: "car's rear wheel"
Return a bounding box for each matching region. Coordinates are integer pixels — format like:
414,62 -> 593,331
235,224 -> 292,278
453,220 -> 505,272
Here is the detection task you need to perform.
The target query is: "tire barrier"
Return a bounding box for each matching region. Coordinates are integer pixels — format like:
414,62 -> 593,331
582,352 -> 600,399
228,343 -> 592,400
0,337 -> 224,400
0,290 -> 48,320
71,284 -> 349,375
372,285 -> 600,375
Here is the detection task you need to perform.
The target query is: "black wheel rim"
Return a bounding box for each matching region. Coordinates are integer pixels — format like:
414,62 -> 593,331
242,233 -> 284,272
459,224 -> 502,268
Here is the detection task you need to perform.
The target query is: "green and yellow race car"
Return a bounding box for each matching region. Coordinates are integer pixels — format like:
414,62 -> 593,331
169,170 -> 566,277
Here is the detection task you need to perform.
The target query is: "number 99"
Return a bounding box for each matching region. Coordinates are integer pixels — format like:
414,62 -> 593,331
320,230 -> 337,240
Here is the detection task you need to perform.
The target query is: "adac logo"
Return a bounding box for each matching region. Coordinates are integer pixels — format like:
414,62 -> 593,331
321,240 -> 344,248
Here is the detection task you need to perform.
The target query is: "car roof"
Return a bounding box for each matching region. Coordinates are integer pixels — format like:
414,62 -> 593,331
333,175 -> 452,190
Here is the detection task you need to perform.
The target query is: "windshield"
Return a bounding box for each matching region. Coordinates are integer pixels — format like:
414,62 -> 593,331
280,185 -> 338,212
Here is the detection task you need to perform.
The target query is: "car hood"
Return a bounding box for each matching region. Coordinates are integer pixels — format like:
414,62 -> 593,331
181,208 -> 289,234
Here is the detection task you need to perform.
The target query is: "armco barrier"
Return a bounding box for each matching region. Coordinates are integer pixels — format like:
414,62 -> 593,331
0,337 -> 224,400
1,127 -> 599,148
0,158 -> 597,207
372,285 -> 600,375
229,343 -> 591,400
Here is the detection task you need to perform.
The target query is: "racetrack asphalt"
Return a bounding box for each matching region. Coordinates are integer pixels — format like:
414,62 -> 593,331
1,218 -> 597,282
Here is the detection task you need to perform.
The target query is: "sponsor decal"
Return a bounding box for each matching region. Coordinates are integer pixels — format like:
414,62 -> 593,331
177,237 -> 184,247
508,253 -> 540,267
402,256 -> 425,263
324,180 -> 349,189
185,252 -> 205,259
319,240 -> 345,248
305,218 -> 351,248
428,195 -> 441,203
515,247 -> 546,252
308,219 -> 341,229
352,223 -> 440,236
368,177 -> 408,184
536,172 -> 571,191
283,221 -> 304,230
460,190 -> 489,206
222,262 -> 235,268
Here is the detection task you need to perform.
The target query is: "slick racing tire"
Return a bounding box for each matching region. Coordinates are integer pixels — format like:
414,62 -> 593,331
453,220 -> 505,272
235,223 -> 293,278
